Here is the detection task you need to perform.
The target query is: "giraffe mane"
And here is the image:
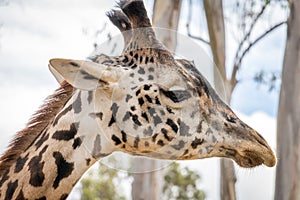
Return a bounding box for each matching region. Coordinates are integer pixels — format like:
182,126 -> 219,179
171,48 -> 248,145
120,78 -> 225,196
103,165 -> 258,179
0,81 -> 73,175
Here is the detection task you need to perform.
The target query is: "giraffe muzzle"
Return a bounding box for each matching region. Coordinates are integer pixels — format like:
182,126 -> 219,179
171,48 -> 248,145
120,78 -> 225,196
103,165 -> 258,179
233,130 -> 277,168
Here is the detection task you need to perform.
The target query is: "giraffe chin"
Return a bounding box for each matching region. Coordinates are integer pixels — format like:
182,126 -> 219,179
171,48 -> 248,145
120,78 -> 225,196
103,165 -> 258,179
233,149 -> 277,168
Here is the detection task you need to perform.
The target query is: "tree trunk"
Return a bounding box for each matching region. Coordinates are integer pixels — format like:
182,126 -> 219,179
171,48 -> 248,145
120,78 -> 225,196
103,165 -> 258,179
203,1 -> 237,200
152,0 -> 182,52
131,1 -> 182,200
275,1 -> 300,199
131,160 -> 162,200
203,0 -> 226,96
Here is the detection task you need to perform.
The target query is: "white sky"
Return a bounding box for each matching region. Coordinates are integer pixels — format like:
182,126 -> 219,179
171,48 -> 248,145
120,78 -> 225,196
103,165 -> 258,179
0,0 -> 286,200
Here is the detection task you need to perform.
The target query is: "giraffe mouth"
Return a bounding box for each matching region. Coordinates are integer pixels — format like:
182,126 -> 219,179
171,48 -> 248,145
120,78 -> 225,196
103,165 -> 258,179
221,146 -> 276,168
234,150 -> 265,168
238,149 -> 276,168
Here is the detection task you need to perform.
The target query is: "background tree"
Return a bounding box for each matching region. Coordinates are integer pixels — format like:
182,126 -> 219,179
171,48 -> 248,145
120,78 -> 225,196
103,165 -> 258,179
187,0 -> 287,199
80,159 -> 128,200
275,0 -> 300,199
163,162 -> 205,200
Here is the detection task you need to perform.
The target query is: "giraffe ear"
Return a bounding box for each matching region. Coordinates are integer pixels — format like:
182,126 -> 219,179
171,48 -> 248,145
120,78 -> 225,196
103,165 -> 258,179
49,58 -> 122,90
49,64 -> 65,84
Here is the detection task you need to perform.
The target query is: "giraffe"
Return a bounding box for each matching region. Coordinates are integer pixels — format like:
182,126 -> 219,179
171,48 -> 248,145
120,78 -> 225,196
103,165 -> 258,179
0,0 -> 276,199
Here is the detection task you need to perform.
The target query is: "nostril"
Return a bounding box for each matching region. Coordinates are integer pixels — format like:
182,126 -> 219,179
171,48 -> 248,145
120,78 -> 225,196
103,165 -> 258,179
254,132 -> 270,149
221,111 -> 237,124
256,132 -> 266,142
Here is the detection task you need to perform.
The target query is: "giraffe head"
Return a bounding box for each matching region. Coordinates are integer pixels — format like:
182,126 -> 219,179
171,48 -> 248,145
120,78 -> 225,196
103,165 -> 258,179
49,0 -> 276,168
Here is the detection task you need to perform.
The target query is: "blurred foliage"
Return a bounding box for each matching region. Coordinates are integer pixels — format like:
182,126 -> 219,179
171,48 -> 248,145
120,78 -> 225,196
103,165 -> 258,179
80,159 -> 128,200
254,70 -> 281,92
163,162 -> 205,200
80,160 -> 205,200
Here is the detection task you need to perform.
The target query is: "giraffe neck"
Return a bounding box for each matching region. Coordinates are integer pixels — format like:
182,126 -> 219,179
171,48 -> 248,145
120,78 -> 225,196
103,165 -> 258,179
124,28 -> 166,53
0,89 -> 114,199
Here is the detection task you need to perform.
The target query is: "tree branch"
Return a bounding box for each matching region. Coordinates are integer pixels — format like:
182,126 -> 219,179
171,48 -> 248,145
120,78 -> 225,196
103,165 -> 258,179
230,21 -> 286,87
186,0 -> 210,45
186,24 -> 210,45
237,21 -> 286,67
233,1 -> 269,65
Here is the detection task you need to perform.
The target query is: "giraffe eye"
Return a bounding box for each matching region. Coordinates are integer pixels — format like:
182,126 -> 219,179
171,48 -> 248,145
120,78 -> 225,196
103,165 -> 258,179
160,89 -> 191,103
221,112 -> 237,124
227,116 -> 236,123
